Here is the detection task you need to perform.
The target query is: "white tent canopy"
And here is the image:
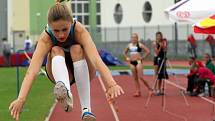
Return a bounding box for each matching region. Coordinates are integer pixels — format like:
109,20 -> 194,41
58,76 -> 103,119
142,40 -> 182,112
165,0 -> 215,23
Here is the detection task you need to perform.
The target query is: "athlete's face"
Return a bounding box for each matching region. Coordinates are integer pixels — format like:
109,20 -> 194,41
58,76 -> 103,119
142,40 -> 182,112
131,34 -> 138,44
156,34 -> 162,41
204,54 -> 210,62
49,20 -> 71,42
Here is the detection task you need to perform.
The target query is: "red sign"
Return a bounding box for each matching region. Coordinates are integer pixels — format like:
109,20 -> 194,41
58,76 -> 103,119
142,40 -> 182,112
176,11 -> 190,18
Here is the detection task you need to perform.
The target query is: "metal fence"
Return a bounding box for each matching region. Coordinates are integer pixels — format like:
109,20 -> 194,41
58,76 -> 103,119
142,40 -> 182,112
6,24 -> 212,60
90,24 -> 210,60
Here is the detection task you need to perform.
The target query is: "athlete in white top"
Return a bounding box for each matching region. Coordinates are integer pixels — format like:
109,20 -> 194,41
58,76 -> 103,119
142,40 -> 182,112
124,33 -> 152,97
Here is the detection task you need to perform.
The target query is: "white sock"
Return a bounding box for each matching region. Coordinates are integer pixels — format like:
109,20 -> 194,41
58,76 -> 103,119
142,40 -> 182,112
73,59 -> 91,113
51,56 -> 71,93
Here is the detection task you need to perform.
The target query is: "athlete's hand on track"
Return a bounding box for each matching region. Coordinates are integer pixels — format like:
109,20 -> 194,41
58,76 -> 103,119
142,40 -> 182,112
9,98 -> 25,121
106,84 -> 124,100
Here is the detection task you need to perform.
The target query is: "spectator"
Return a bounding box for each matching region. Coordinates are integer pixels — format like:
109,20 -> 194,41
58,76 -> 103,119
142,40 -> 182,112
152,35 -> 159,78
24,35 -> 33,52
204,53 -> 215,74
186,57 -> 198,95
154,32 -> 168,96
2,37 -> 11,66
205,35 -> 215,58
192,62 -> 215,96
187,34 -> 197,58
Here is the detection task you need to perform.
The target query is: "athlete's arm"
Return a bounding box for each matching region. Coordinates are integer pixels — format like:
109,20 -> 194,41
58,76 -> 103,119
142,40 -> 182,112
123,45 -> 130,61
154,42 -> 162,55
75,22 -> 124,98
140,43 -> 150,59
9,31 -> 52,121
18,32 -> 52,101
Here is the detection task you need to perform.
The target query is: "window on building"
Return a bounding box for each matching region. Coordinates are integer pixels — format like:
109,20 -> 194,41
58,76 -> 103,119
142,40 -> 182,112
84,3 -> 89,13
114,3 -> 123,24
97,15 -> 101,25
72,3 -> 75,12
77,3 -> 82,13
84,15 -> 89,25
77,15 -> 82,22
96,1 -> 101,28
142,1 -> 152,23
71,0 -> 101,29
96,3 -> 100,13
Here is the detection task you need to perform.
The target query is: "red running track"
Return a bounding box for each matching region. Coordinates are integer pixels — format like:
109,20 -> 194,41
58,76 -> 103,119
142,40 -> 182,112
49,75 -> 215,121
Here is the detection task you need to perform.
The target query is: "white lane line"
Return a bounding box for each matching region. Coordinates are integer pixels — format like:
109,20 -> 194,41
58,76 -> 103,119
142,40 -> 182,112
166,80 -> 215,105
98,76 -> 120,121
44,101 -> 57,121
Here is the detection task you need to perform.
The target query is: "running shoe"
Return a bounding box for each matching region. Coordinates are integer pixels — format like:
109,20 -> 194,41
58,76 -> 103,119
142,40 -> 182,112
82,109 -> 96,121
54,81 -> 73,112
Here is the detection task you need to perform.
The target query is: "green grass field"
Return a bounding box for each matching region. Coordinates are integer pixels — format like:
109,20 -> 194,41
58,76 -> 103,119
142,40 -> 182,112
0,67 -> 54,121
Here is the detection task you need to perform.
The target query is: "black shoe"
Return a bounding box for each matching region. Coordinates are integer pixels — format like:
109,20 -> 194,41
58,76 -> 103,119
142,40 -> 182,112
190,92 -> 198,96
160,92 -> 165,95
155,92 -> 164,96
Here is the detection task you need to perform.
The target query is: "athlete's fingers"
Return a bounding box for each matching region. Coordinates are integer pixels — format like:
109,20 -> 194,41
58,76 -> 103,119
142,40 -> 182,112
9,103 -> 13,111
15,111 -> 20,121
14,110 -> 18,119
11,106 -> 17,118
9,100 -> 16,111
117,89 -> 122,97
12,108 -> 17,119
121,88 -> 125,94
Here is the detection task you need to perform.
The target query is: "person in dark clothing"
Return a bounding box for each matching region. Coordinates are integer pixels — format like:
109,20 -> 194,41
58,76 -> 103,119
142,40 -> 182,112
2,37 -> 11,66
154,32 -> 168,96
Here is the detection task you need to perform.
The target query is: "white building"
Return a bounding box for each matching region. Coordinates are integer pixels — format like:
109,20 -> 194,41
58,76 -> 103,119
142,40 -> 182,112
98,0 -> 204,42
101,0 -> 174,27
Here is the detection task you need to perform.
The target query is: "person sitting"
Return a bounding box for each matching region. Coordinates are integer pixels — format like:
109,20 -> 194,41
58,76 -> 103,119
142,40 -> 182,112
204,53 -> 215,74
186,57 -> 198,95
191,61 -> 215,97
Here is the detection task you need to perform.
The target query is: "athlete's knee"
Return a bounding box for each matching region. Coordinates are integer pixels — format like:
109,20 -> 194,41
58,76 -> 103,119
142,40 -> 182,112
70,44 -> 84,60
51,46 -> 65,57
